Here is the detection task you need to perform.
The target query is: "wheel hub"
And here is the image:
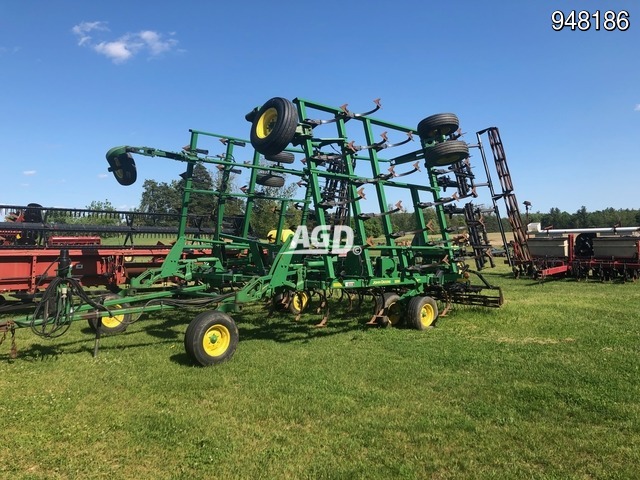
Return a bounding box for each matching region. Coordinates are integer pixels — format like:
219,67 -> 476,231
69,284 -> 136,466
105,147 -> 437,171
256,108 -> 278,139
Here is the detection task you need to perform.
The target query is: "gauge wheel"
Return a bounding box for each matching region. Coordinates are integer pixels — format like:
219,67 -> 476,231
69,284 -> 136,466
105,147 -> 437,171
88,294 -> 131,334
250,97 -> 299,156
417,113 -> 459,142
256,174 -> 285,187
374,293 -> 404,327
265,152 -> 295,164
424,140 -> 469,167
184,310 -> 239,366
289,291 -> 310,315
407,295 -> 439,330
106,147 -> 137,186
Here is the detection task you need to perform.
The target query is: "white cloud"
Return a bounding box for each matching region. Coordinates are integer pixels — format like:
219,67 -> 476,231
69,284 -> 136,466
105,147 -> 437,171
23,170 -> 36,176
72,21 -> 178,63
94,38 -> 135,63
0,46 -> 20,56
138,30 -> 177,55
98,173 -> 109,178
71,21 -> 109,46
635,104 -> 640,112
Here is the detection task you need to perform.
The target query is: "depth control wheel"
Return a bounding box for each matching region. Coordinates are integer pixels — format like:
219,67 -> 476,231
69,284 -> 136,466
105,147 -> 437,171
184,310 -> 239,366
424,140 -> 469,167
417,113 -> 459,142
374,293 -> 404,327
265,152 -> 295,164
256,174 -> 285,187
407,296 -> 439,330
289,291 -> 310,315
106,147 -> 137,186
88,294 -> 131,335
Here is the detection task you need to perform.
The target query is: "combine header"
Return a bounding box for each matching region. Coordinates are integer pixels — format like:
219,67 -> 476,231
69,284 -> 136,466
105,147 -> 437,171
1,97 -> 513,366
0,204 -> 214,302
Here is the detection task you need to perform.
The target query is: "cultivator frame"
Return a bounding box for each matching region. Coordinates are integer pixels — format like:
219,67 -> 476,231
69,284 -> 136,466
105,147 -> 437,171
1,97 -> 510,366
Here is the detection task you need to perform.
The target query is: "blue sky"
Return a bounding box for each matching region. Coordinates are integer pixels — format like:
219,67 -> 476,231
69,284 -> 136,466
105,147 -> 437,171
1,1 -> 638,216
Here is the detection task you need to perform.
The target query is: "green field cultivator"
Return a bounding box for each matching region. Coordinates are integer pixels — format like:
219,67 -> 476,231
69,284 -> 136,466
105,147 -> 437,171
1,97 -> 508,366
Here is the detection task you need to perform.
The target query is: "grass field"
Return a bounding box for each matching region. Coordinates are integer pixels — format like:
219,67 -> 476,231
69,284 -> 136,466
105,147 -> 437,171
1,263 -> 639,479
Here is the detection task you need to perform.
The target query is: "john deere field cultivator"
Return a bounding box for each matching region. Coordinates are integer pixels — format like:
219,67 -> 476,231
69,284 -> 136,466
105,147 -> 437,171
1,97 -> 511,366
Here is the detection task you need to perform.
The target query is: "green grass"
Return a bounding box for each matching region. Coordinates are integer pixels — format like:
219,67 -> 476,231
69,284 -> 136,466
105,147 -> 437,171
1,265 -> 639,479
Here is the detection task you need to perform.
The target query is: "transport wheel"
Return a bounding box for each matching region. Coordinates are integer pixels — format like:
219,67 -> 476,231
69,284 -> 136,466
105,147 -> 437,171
106,147 -> 137,186
289,291 -> 310,315
88,294 -> 131,334
184,310 -> 239,366
417,113 -> 459,142
407,296 -> 438,330
265,152 -> 295,164
250,97 -> 299,156
374,293 -> 404,326
424,140 -> 469,167
256,173 -> 285,187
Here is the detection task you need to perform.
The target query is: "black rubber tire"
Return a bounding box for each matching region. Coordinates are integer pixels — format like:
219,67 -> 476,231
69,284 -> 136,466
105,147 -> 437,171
256,174 -> 285,188
87,294 -> 131,334
184,310 -> 239,366
289,291 -> 310,315
265,152 -> 295,164
272,292 -> 288,311
407,296 -> 439,330
374,292 -> 403,326
20,203 -> 43,245
106,148 -> 137,186
250,97 -> 299,156
574,233 -> 595,257
424,140 -> 469,167
417,113 -> 459,142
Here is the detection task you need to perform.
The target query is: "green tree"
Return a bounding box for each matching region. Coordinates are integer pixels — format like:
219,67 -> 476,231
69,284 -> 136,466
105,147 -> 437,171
175,163 -> 217,221
250,181 -> 300,239
573,206 -> 590,228
138,179 -> 181,226
138,164 -> 224,227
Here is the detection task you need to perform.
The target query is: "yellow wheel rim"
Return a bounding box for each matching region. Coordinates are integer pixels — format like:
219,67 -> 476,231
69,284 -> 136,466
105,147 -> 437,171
102,304 -> 125,329
420,303 -> 435,328
256,107 -> 278,139
387,301 -> 402,326
292,292 -> 308,312
202,324 -> 231,357
112,157 -> 124,178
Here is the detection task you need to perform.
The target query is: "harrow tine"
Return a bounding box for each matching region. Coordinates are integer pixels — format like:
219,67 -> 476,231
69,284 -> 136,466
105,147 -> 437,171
382,131 -> 414,148
340,98 -> 382,120
358,201 -> 403,220
393,161 -> 421,178
416,193 -> 460,209
303,98 -> 382,126
309,152 -> 347,164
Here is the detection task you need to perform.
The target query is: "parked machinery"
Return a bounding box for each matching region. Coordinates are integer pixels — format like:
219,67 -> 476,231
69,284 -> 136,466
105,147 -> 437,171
0,204 -> 215,305
471,134 -> 640,282
523,223 -> 640,281
1,97 -> 513,366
